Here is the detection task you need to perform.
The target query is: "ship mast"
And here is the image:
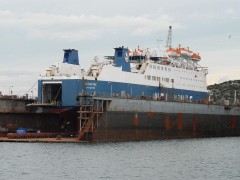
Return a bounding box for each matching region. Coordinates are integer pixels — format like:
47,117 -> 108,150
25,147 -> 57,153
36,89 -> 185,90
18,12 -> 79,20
166,26 -> 172,49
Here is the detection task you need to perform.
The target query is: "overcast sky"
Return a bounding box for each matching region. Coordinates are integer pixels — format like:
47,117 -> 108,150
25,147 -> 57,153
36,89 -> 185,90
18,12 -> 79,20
0,0 -> 239,96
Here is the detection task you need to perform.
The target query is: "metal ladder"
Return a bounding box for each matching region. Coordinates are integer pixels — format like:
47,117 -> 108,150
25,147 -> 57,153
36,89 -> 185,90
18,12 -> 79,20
77,95 -> 99,141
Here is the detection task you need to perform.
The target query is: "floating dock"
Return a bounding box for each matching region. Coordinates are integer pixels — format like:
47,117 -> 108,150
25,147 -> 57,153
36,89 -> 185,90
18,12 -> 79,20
1,97 -> 240,143
0,137 -> 84,143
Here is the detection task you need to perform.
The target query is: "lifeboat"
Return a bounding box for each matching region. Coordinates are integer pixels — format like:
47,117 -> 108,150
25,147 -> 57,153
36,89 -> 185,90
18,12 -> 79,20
166,48 -> 181,58
133,49 -> 140,56
138,46 -> 143,53
179,48 -> 193,59
190,53 -> 201,62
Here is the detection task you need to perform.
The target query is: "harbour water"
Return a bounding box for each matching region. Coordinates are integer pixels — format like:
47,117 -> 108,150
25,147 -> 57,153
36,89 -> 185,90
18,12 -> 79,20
0,137 -> 240,180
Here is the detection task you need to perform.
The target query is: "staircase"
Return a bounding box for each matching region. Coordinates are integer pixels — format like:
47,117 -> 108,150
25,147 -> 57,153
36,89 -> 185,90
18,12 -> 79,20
77,95 -> 102,141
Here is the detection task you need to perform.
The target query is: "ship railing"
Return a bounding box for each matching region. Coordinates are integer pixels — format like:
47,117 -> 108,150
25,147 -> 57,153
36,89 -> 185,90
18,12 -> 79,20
0,95 -> 37,100
92,93 -> 214,106
27,100 -> 62,106
82,92 -> 239,107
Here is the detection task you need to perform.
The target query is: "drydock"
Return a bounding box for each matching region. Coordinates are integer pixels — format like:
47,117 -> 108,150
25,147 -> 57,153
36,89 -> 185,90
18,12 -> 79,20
1,26 -> 240,143
1,95 -> 240,143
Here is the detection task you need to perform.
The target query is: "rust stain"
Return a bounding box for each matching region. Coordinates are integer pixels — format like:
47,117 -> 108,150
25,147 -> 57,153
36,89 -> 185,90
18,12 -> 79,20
147,112 -> 154,118
165,114 -> 171,130
178,112 -> 183,130
49,109 -> 67,113
133,118 -> 139,127
230,116 -> 237,129
193,115 -> 196,136
133,113 -> 139,127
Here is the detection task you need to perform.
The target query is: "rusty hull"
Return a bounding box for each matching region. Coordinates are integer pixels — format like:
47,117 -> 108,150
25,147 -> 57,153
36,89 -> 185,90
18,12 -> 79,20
90,111 -> 240,142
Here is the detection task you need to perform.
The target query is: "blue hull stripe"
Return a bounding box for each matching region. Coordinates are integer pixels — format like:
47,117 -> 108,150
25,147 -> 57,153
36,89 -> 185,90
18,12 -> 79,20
38,79 -> 208,107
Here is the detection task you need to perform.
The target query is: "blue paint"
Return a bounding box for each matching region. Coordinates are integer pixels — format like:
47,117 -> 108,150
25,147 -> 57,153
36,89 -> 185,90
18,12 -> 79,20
38,79 -> 208,107
114,47 -> 130,72
38,80 -> 42,102
61,79 -> 81,106
63,49 -> 79,65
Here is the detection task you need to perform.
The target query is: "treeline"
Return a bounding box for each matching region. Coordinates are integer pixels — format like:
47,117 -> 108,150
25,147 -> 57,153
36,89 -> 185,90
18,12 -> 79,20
207,80 -> 240,105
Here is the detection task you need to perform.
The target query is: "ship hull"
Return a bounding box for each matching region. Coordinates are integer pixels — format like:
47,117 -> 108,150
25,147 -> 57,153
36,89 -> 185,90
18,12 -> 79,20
92,111 -> 239,142
79,97 -> 240,142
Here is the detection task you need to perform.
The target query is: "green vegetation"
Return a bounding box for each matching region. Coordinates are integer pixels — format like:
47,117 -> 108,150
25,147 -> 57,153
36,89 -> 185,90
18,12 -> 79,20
207,80 -> 240,105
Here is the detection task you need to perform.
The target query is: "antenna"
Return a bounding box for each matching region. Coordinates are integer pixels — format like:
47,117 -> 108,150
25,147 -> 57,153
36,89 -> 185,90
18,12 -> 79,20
166,26 -> 172,49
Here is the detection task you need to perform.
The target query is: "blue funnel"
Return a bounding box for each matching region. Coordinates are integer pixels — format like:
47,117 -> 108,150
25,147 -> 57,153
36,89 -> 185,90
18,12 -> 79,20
114,46 -> 130,72
63,49 -> 79,65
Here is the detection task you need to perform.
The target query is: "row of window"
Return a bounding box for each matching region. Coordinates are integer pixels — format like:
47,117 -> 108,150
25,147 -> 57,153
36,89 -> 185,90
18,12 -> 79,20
148,64 -> 204,77
180,77 -> 205,83
145,75 -> 205,89
145,75 -> 174,83
174,69 -> 204,76
145,75 -> 205,84
182,84 -> 205,89
149,65 -> 171,71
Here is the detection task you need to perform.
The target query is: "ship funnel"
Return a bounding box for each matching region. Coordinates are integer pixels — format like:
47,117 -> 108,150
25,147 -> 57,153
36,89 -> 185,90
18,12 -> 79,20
63,49 -> 79,65
114,46 -> 130,72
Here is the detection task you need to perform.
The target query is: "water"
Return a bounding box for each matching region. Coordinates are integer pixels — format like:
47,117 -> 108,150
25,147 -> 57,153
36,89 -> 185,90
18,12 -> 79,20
0,137 -> 240,180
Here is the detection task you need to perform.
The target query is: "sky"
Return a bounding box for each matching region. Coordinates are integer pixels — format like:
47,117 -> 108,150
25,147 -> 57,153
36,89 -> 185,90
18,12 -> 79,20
0,0 -> 239,96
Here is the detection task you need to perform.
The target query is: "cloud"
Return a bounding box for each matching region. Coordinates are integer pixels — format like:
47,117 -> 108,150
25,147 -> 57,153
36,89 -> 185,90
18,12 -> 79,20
0,11 -> 181,41
225,8 -> 237,15
0,1 -> 239,94
183,6 -> 239,22
0,67 -> 38,95
201,48 -> 240,85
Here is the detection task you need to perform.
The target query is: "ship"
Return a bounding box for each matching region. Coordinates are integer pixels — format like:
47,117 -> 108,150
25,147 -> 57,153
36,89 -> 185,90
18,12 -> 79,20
1,26 -> 240,142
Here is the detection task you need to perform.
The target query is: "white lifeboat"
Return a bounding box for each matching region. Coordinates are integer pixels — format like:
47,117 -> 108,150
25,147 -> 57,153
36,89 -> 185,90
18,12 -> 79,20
166,48 -> 181,58
191,53 -> 201,62
179,48 -> 193,59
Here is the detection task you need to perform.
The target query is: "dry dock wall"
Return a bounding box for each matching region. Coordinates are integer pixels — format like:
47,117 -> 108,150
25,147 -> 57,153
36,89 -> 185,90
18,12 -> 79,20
91,98 -> 240,142
103,98 -> 240,116
0,99 -> 34,112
